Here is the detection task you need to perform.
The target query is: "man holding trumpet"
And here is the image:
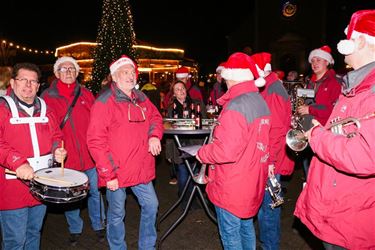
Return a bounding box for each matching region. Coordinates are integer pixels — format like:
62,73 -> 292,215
294,10 -> 375,249
0,63 -> 66,249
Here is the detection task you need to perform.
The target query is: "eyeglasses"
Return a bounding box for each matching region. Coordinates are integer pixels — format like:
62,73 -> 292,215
15,78 -> 39,85
58,67 -> 76,73
128,100 -> 146,122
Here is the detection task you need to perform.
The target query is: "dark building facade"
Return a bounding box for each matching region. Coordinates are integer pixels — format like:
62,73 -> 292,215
227,0 -> 375,76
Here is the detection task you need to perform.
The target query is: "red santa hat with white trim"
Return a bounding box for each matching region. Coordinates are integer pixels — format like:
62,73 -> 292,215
308,45 -> 335,65
110,55 -> 138,77
251,52 -> 272,78
337,10 -> 375,55
221,52 -> 266,87
216,62 -> 226,73
175,66 -> 190,79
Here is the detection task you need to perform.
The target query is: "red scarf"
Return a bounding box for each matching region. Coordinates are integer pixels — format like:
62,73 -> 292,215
57,80 -> 76,98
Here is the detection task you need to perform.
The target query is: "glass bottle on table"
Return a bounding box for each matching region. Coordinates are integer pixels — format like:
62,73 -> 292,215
182,101 -> 189,118
172,102 -> 178,118
195,103 -> 202,129
207,96 -> 215,119
190,103 -> 196,119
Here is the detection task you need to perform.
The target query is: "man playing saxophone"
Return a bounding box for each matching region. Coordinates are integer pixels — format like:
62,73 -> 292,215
297,45 -> 341,177
294,10 -> 375,249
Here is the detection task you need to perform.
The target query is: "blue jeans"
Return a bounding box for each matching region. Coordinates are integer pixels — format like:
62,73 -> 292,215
65,168 -> 105,234
106,182 -> 158,250
258,174 -> 282,250
0,204 -> 46,249
215,206 -> 256,250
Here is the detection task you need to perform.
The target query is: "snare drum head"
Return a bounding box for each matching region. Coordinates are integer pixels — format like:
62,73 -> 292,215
34,168 -> 88,187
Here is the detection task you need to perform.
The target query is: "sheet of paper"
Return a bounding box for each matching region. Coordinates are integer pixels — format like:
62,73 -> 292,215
178,145 -> 202,156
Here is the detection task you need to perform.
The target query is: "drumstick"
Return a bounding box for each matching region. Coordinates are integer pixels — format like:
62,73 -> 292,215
5,169 -> 74,185
61,141 -> 64,176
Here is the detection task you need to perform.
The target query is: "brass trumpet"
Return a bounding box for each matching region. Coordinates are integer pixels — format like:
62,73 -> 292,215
266,176 -> 284,209
286,115 -> 370,152
193,121 -> 219,184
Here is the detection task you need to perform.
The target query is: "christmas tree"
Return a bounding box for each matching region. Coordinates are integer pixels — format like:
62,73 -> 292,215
87,0 -> 137,94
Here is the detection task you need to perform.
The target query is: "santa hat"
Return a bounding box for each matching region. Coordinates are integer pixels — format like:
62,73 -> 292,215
337,10 -> 375,55
110,55 -> 138,75
308,45 -> 335,65
53,56 -> 80,73
175,66 -> 189,79
221,52 -> 266,87
251,52 -> 272,78
216,62 -> 226,73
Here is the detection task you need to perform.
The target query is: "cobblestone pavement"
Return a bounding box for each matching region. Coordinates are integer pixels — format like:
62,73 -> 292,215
2,156 -> 323,250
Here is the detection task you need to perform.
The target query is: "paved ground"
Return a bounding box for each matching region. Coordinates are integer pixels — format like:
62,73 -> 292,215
2,155 -> 324,250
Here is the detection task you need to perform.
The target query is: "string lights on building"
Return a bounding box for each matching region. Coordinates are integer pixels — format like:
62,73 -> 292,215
1,39 -> 54,55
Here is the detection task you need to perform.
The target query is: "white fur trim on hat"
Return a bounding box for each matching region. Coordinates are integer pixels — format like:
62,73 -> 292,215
110,57 -> 136,74
337,39 -> 356,55
255,64 -> 264,77
175,73 -> 189,79
54,56 -> 80,73
308,49 -> 334,65
264,63 -> 272,72
221,68 -> 254,82
345,27 -> 375,45
216,66 -> 224,73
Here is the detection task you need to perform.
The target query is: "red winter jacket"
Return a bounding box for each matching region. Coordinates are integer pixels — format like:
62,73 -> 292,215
305,69 -> 341,125
87,84 -> 164,188
198,81 -> 271,218
260,73 -> 294,175
295,63 -> 375,249
42,80 -> 95,171
0,93 -> 63,210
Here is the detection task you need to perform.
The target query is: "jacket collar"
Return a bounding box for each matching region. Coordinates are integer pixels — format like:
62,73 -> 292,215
49,79 -> 80,98
217,80 -> 258,106
111,82 -> 146,103
342,61 -> 375,96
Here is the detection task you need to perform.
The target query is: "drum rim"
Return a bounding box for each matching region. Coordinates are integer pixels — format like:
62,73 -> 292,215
32,167 -> 88,187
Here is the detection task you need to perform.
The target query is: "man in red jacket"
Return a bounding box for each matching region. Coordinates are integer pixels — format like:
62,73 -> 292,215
42,56 -> 105,245
298,45 -> 342,177
0,63 -> 66,249
252,52 -> 294,250
87,55 -> 163,249
196,52 -> 270,249
295,10 -> 375,249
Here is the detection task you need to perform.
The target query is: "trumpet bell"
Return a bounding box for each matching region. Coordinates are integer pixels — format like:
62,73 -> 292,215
286,129 -> 308,152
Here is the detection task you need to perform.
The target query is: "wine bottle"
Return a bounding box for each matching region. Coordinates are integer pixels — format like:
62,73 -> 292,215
195,103 -> 202,129
190,103 -> 196,119
182,102 -> 189,118
172,102 -> 178,118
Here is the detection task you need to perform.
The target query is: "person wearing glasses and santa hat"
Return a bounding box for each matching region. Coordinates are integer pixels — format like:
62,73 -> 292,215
87,55 -> 163,250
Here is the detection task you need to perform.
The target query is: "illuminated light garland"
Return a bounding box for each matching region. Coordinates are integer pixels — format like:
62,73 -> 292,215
55,42 -> 184,57
0,39 -> 54,55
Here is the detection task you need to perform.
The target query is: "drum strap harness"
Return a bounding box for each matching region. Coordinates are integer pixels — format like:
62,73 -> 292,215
60,87 -> 81,129
2,96 -> 53,179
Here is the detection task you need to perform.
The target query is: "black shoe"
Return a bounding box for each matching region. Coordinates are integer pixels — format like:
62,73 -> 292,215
69,233 -> 81,246
95,229 -> 106,243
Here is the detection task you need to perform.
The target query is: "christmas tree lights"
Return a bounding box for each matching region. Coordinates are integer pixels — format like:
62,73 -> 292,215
88,0 -> 137,94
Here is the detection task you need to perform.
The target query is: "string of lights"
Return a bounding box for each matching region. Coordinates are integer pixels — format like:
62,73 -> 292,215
1,39 -> 55,55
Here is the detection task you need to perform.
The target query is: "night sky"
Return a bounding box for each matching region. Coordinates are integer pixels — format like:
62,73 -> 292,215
0,0 -> 374,72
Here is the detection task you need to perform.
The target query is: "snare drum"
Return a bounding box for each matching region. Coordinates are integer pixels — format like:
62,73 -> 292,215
30,168 -> 89,203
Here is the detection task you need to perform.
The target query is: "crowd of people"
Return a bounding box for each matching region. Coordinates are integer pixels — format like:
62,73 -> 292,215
0,9 -> 374,250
